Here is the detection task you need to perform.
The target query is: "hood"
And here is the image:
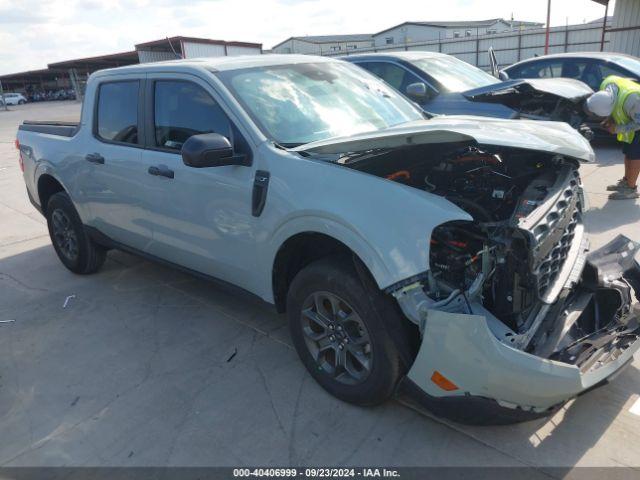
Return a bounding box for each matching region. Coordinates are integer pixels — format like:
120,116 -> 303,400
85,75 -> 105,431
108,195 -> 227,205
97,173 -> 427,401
463,78 -> 594,103
292,117 -> 595,162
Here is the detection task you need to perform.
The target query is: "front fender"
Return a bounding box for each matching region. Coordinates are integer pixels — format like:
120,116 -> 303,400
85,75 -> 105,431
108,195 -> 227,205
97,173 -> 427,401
262,150 -> 472,300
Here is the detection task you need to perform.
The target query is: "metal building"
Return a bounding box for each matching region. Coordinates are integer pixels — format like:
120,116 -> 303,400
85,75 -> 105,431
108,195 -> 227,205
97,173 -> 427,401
0,36 -> 262,97
271,34 -> 374,55
605,0 -> 640,55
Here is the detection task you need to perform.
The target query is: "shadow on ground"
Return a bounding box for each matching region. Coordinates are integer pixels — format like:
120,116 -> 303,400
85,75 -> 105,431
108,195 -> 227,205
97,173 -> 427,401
1,242 -> 639,469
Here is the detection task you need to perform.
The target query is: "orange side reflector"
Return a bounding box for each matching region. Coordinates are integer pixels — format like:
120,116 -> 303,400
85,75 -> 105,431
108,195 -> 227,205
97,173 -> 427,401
431,371 -> 459,391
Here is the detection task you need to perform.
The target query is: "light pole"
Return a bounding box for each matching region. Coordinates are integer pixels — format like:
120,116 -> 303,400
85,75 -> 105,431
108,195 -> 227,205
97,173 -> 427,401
544,0 -> 552,54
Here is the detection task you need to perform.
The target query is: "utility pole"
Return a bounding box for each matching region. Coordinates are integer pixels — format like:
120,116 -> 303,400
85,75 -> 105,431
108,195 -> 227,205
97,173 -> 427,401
600,0 -> 609,52
544,0 -> 552,54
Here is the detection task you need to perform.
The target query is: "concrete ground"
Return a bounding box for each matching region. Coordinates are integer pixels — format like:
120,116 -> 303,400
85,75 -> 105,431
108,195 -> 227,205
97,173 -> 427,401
1,101 -> 639,470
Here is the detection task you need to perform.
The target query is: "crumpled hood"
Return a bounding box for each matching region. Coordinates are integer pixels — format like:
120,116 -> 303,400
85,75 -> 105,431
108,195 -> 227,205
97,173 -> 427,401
293,116 -> 595,162
463,78 -> 594,103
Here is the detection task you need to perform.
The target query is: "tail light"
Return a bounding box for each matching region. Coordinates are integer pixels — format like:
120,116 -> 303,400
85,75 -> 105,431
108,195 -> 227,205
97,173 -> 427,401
16,139 -> 24,172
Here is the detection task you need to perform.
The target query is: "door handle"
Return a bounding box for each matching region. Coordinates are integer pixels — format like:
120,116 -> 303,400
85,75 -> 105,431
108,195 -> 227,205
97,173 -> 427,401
148,164 -> 174,179
85,153 -> 105,164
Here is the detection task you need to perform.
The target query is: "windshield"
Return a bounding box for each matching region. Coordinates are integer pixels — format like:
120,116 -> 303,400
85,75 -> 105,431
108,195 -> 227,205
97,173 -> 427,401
217,62 -> 422,146
411,56 -> 500,92
614,56 -> 640,78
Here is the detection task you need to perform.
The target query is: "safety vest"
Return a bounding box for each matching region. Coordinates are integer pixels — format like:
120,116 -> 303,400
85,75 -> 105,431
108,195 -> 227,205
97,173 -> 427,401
600,75 -> 640,143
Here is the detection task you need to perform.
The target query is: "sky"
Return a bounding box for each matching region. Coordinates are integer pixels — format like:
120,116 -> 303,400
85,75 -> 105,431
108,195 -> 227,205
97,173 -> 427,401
0,0 -> 613,75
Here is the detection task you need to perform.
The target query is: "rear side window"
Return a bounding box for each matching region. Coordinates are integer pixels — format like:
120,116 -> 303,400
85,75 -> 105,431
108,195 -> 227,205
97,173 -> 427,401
96,81 -> 139,144
153,80 -> 231,151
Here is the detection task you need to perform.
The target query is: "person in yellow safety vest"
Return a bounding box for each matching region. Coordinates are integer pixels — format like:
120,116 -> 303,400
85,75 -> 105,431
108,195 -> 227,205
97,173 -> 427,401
585,75 -> 640,200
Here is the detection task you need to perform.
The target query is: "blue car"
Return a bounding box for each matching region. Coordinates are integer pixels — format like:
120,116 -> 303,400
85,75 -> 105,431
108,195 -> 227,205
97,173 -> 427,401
502,52 -> 640,91
343,51 -> 594,135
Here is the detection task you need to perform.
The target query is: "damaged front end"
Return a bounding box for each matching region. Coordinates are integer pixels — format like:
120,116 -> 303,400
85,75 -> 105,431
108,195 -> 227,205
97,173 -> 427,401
392,215 -> 640,424
373,143 -> 638,423
463,78 -> 595,139
295,119 -> 637,423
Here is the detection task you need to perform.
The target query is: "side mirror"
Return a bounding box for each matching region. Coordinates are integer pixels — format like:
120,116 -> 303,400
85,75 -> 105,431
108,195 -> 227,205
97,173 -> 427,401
498,70 -> 510,81
181,133 -> 249,168
405,82 -> 428,100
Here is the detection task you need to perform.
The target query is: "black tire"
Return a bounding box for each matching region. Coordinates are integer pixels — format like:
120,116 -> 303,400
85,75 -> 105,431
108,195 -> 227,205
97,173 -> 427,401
18,100 -> 26,105
287,256 -> 406,406
46,192 -> 106,274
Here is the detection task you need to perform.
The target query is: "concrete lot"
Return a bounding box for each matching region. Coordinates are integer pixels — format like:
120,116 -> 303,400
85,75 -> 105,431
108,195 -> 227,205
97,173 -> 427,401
1,101 -> 639,470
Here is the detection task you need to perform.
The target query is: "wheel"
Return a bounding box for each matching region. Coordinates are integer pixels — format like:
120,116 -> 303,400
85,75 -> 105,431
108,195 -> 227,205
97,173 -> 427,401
18,100 -> 26,105
46,192 -> 106,274
287,256 -> 405,406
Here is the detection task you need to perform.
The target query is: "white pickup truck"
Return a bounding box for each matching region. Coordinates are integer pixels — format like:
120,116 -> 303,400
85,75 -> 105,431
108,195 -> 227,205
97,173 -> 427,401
16,55 -> 640,424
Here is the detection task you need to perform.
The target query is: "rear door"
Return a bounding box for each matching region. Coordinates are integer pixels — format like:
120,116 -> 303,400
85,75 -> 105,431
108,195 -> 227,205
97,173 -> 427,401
139,73 -> 257,287
83,76 -> 155,251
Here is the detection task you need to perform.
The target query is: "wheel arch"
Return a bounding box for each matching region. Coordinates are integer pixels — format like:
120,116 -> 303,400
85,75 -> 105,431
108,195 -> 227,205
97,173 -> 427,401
37,173 -> 66,212
272,231 -> 384,313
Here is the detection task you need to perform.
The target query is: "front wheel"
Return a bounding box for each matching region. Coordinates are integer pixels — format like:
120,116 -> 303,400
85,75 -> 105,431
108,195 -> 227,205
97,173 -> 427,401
287,256 -> 405,406
46,192 -> 106,274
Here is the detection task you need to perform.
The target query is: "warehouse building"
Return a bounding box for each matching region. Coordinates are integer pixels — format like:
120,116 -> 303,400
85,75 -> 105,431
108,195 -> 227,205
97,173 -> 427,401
271,34 -> 374,55
603,0 -> 640,56
0,36 -> 261,97
372,18 -> 543,47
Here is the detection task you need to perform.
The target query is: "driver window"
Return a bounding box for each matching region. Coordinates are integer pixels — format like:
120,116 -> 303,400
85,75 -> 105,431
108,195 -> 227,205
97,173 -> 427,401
358,62 -> 424,94
154,80 -> 231,151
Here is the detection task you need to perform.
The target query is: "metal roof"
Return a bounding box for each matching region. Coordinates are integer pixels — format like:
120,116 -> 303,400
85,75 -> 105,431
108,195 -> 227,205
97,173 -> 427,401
47,50 -> 139,70
272,34 -> 373,49
135,36 -> 261,51
374,18 -> 543,36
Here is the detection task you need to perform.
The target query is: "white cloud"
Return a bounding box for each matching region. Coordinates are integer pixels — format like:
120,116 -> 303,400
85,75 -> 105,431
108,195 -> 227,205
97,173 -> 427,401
0,0 -> 613,75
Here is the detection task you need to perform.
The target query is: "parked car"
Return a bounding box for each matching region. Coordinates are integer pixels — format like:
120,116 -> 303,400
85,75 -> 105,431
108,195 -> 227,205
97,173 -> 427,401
26,89 -> 76,102
16,55 -> 640,424
1,92 -> 27,105
502,52 -> 640,91
343,51 -> 595,137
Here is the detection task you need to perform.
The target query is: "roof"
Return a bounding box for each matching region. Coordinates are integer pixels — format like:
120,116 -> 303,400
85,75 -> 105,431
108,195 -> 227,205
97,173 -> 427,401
47,50 -> 139,69
135,36 -> 261,50
343,51 -> 447,61
272,34 -> 373,49
506,51 -> 640,69
95,54 -> 338,76
374,18 -> 543,36
588,16 -> 614,24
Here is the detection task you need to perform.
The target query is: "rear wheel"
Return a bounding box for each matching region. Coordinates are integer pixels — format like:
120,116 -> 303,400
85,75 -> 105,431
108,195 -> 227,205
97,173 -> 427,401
287,256 -> 405,405
46,192 -> 106,274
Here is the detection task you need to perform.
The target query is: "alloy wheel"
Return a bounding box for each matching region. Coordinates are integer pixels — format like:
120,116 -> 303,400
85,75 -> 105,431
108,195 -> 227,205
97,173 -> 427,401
300,291 -> 373,385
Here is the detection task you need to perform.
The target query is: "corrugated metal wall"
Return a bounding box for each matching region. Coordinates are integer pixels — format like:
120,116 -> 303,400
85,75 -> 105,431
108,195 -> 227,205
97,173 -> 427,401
227,45 -> 262,56
610,0 -> 640,55
183,42 -> 226,58
138,50 -> 178,63
332,23 -> 611,70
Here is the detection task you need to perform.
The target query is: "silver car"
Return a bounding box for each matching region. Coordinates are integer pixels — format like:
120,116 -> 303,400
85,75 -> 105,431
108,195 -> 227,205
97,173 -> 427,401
17,55 -> 640,424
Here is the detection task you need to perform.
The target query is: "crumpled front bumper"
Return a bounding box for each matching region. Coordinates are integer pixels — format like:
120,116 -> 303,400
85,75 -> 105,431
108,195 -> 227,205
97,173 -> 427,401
402,235 -> 640,425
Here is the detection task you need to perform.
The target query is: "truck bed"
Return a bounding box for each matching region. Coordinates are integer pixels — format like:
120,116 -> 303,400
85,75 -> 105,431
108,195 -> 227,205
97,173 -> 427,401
19,120 -> 80,138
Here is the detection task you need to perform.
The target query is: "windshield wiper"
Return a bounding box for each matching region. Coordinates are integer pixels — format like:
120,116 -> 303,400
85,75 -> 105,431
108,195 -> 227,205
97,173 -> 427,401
273,141 -> 304,150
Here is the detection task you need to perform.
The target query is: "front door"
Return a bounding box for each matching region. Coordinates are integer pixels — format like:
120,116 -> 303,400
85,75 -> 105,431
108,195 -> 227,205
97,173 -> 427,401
140,75 -> 257,288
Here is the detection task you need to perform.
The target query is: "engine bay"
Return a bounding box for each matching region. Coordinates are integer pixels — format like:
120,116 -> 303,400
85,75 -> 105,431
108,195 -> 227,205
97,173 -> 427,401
346,142 -> 583,339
